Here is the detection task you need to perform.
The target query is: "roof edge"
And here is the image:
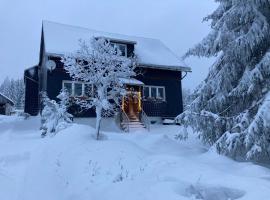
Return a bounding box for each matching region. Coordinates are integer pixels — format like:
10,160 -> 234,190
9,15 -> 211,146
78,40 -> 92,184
0,93 -> 14,105
139,63 -> 192,72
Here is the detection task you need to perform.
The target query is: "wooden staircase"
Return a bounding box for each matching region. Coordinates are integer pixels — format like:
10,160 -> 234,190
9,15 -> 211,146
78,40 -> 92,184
120,111 -> 150,132
121,112 -> 146,132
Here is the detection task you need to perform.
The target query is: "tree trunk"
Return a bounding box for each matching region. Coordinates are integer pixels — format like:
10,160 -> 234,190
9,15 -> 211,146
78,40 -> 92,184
95,106 -> 102,140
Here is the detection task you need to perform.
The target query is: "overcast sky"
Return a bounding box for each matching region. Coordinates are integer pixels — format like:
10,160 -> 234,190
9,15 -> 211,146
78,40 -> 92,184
0,0 -> 217,90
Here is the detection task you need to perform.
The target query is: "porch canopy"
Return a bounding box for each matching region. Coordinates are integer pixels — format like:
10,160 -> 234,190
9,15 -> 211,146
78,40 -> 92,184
119,78 -> 144,86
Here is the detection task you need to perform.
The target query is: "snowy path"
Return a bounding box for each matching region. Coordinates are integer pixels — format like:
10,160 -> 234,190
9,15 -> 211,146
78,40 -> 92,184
0,116 -> 270,200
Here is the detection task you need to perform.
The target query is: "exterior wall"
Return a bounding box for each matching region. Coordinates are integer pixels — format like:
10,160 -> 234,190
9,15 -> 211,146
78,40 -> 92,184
0,104 -> 5,115
5,103 -> 13,115
24,66 -> 40,116
0,93 -> 14,115
0,103 -> 13,116
42,56 -> 184,118
46,56 -> 96,117
136,67 -> 183,118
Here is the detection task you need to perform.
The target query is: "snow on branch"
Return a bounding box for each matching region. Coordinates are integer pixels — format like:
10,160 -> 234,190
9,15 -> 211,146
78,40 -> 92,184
61,37 -> 137,139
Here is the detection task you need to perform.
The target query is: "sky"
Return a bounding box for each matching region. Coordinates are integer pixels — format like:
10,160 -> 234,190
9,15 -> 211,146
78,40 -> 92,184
0,0 -> 217,90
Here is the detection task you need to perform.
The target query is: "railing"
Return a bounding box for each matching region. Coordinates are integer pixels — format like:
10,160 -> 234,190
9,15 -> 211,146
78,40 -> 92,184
140,109 -> 150,132
120,110 -> 130,133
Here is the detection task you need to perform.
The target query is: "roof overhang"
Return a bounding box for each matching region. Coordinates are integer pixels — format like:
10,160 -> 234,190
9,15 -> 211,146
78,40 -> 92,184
0,93 -> 14,106
139,63 -> 192,72
119,78 -> 144,86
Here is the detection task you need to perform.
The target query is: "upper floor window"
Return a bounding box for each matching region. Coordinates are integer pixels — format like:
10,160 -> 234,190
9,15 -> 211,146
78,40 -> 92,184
63,81 -> 94,97
110,42 -> 127,57
143,85 -> 166,101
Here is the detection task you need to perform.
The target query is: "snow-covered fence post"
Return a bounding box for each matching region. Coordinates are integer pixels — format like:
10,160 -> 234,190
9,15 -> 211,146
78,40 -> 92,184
62,37 -> 137,140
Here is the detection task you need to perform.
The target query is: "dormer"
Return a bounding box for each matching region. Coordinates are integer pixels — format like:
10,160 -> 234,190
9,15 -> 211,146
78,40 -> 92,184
96,36 -> 137,58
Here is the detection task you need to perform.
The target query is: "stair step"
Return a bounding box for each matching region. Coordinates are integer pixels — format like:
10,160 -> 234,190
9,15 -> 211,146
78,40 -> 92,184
121,122 -> 144,125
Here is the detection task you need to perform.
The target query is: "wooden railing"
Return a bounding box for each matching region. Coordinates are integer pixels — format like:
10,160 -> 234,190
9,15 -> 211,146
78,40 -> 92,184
120,110 -> 130,133
140,109 -> 150,132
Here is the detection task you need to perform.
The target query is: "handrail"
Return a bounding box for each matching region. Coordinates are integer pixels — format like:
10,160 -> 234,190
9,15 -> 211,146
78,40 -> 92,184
120,109 -> 130,133
140,109 -> 150,132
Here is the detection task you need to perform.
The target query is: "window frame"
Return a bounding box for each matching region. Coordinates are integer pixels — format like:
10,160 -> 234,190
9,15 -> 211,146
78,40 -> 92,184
143,85 -> 166,101
110,42 -> 128,57
62,80 -> 94,97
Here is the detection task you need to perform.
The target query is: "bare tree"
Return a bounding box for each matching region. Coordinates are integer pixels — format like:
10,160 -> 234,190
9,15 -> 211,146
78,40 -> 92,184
62,37 -> 136,139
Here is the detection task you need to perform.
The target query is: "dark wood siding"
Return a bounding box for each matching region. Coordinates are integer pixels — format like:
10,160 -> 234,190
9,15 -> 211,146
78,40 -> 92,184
44,56 -> 183,118
24,66 -> 39,116
136,68 -> 183,118
46,56 -> 96,117
0,104 -> 5,115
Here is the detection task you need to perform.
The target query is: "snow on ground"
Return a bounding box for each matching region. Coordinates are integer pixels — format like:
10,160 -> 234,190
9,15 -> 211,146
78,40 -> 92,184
0,115 -> 270,200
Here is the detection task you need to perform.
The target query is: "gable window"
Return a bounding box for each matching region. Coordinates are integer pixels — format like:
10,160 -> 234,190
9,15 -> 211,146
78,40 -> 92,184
143,85 -> 166,101
110,42 -> 127,57
62,81 -> 94,97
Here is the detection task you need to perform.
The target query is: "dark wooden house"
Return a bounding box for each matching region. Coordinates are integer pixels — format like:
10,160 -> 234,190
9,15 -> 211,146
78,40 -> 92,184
0,93 -> 14,115
24,21 -> 191,130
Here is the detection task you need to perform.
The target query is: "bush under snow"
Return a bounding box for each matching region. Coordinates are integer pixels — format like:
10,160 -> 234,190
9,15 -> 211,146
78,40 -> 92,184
40,90 -> 73,136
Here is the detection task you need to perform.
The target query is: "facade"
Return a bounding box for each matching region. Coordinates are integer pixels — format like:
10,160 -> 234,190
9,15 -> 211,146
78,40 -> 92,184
24,21 -> 191,127
0,93 -> 14,115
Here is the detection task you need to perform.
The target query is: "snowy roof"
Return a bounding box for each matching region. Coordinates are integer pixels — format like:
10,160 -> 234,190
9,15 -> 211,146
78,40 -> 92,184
42,21 -> 191,72
0,93 -> 14,105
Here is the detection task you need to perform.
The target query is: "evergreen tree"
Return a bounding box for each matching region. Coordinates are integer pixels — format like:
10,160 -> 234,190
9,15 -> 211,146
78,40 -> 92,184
40,90 -> 73,137
178,0 -> 270,162
0,77 -> 25,109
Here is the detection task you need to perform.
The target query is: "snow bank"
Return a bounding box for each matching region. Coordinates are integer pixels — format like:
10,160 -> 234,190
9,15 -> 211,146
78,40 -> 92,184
0,116 -> 270,200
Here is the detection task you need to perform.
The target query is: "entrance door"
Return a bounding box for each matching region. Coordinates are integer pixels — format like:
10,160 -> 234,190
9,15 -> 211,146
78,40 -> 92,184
122,91 -> 142,116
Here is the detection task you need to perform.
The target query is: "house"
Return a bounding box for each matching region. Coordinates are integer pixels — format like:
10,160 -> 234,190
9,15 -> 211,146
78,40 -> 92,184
24,21 -> 191,129
0,93 -> 14,115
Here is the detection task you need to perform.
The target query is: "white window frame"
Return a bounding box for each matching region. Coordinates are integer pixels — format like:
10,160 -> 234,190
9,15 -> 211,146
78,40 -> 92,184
62,80 -> 94,97
143,85 -> 166,101
110,42 -> 128,57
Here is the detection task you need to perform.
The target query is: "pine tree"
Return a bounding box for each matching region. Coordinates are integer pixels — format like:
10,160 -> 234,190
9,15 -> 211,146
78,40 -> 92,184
0,77 -> 25,109
178,0 -> 270,162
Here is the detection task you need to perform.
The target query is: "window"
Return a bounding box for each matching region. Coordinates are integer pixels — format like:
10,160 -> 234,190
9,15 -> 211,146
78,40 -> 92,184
74,83 -> 83,96
157,88 -> 164,99
110,42 -> 127,57
143,87 -> 150,99
143,86 -> 166,101
63,82 -> 72,95
151,87 -> 157,98
62,81 -> 93,97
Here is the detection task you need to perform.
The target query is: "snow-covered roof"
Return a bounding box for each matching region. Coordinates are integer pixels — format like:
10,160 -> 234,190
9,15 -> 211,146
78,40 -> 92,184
0,93 -> 14,105
42,21 -> 191,72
